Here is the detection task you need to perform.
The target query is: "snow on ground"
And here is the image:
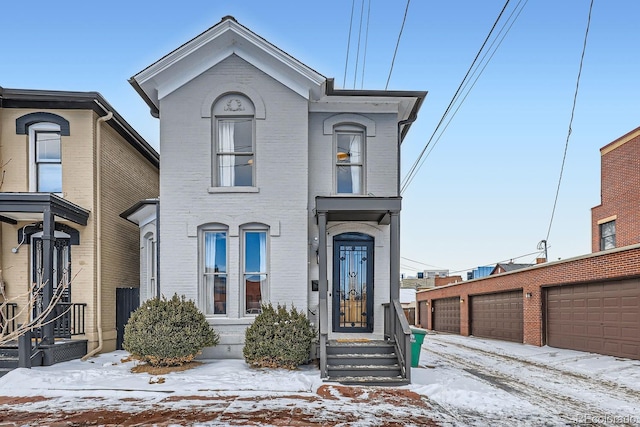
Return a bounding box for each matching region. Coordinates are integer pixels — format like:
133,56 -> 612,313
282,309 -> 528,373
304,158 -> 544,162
0,333 -> 639,426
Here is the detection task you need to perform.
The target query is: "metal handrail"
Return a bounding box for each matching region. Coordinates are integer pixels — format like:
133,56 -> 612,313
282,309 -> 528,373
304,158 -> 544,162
383,299 -> 412,382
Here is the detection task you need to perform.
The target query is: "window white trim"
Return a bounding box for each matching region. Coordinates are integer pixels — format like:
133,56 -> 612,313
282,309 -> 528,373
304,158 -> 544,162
201,83 -> 266,119
212,94 -> 256,188
143,232 -> 156,301
599,219 -> 616,250
29,122 -> 62,193
323,113 -> 376,136
334,125 -> 366,195
199,224 -> 229,317
241,224 -> 269,316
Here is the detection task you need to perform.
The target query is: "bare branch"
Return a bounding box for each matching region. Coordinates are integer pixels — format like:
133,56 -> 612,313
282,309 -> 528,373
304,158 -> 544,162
1,267 -> 82,346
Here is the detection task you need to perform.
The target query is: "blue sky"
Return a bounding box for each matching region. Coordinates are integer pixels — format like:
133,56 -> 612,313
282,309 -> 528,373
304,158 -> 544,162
2,1 -> 639,277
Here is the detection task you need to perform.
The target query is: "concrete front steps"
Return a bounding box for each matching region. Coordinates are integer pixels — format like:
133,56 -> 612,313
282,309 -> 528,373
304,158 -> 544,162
325,340 -> 408,386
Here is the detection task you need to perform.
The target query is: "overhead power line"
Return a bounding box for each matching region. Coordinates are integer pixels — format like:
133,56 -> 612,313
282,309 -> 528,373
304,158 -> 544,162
402,1 -> 528,195
446,248 -> 547,276
342,0 -> 357,88
360,0 -> 372,89
352,0 -> 366,88
400,256 -> 446,269
385,0 -> 411,90
544,0 -> 594,243
401,0 -> 518,194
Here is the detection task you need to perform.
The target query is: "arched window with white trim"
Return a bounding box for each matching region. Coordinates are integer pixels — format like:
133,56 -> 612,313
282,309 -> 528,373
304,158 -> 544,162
335,124 -> 366,194
212,94 -> 255,187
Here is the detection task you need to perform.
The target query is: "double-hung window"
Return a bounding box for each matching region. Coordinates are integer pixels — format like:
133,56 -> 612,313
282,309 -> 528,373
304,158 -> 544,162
335,128 -> 364,194
243,227 -> 268,315
203,229 -> 228,315
599,220 -> 616,250
34,128 -> 62,193
144,233 -> 156,300
214,94 -> 255,187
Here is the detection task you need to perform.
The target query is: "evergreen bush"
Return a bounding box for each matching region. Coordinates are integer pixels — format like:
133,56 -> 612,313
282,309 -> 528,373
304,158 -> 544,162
243,303 -> 316,369
123,294 -> 219,367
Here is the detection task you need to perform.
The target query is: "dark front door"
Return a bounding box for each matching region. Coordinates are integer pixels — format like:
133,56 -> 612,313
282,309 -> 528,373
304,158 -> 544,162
333,233 -> 374,332
32,237 -> 72,338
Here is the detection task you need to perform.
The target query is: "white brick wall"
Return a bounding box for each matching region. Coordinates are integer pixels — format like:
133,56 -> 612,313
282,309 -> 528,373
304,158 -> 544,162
159,56 -> 309,356
158,53 -> 405,356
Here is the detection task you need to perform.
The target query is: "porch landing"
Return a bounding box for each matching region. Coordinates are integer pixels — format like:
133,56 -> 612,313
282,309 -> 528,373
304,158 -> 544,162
0,339 -> 87,377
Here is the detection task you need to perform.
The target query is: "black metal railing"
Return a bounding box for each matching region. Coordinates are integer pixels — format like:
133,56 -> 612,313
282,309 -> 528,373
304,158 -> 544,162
53,303 -> 87,338
1,302 -> 18,335
383,299 -> 412,382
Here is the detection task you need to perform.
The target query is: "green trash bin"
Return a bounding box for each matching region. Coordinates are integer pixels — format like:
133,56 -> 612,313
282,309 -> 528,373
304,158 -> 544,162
410,327 -> 427,367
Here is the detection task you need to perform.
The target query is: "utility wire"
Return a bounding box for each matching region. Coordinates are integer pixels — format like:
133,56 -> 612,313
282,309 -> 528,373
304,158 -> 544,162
446,248 -> 547,276
360,0 -> 372,89
403,0 -> 527,192
545,0 -> 594,242
385,0 -> 411,90
342,0 -> 357,88
400,0 -> 513,194
353,0 -> 366,88
400,256 -> 446,269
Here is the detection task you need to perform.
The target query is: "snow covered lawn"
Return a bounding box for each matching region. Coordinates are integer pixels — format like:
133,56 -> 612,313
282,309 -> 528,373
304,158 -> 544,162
0,332 -> 638,426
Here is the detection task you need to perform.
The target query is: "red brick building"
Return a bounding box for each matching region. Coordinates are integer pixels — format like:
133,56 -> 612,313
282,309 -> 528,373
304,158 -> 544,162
417,126 -> 640,361
591,126 -> 640,252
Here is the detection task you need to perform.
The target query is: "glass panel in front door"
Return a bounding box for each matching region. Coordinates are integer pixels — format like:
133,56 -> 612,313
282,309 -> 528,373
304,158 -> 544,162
337,243 -> 370,330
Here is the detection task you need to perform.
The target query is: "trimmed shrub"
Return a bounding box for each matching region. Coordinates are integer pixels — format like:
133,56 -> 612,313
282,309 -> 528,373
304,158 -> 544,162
243,303 -> 316,369
123,294 -> 219,367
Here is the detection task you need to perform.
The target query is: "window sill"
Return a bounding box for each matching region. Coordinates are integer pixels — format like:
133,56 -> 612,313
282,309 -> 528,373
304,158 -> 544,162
208,187 -> 260,194
205,317 -> 257,325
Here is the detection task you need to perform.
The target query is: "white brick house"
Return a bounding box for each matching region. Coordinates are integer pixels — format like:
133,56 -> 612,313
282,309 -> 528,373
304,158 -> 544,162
127,16 -> 425,380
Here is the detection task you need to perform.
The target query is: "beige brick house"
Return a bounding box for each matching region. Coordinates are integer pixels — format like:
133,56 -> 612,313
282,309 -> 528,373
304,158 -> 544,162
0,87 -> 159,356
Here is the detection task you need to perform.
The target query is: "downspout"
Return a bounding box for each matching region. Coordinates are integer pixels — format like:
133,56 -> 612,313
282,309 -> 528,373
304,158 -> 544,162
82,111 -> 113,360
155,200 -> 160,298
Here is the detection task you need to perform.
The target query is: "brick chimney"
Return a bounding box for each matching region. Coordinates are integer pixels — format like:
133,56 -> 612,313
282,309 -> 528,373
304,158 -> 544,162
536,257 -> 546,264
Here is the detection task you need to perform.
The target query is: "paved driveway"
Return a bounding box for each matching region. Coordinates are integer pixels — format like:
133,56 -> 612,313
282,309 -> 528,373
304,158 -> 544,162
414,332 -> 640,426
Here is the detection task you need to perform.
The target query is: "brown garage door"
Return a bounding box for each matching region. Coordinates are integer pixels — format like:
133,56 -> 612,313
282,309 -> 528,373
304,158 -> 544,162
433,297 -> 460,334
470,291 -> 523,342
546,280 -> 640,360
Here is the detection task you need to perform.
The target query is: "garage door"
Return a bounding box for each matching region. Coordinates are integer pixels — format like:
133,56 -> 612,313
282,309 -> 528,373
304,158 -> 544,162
432,297 -> 460,334
546,280 -> 640,360
470,291 -> 523,342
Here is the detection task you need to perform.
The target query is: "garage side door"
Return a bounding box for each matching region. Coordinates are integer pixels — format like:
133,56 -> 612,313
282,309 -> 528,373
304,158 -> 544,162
433,297 -> 460,334
470,291 -> 523,343
418,301 -> 429,328
546,280 -> 640,360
